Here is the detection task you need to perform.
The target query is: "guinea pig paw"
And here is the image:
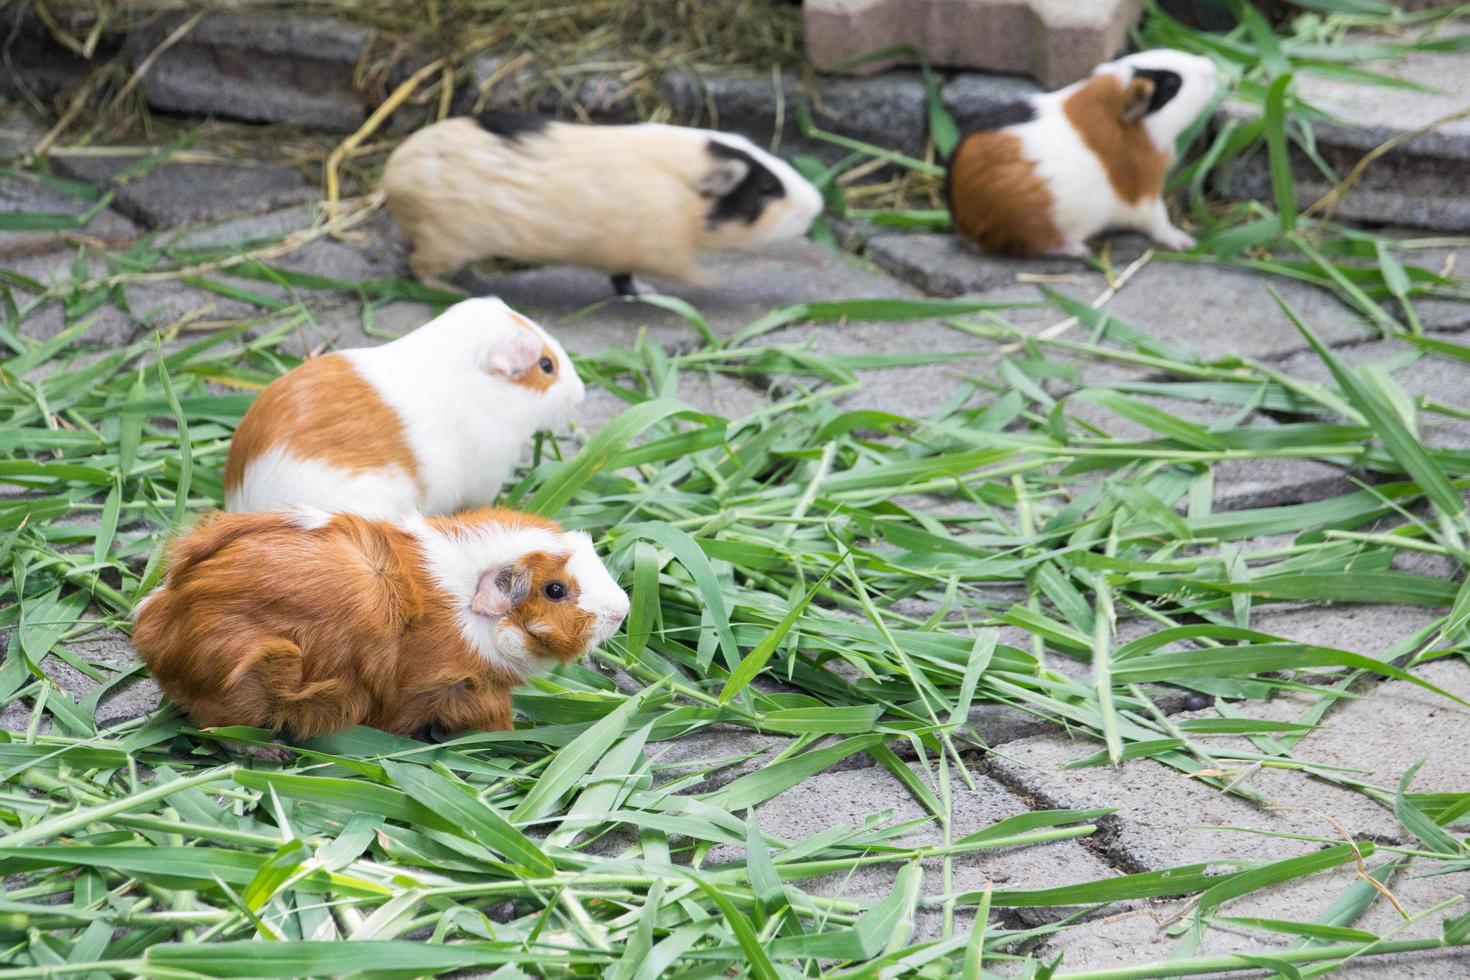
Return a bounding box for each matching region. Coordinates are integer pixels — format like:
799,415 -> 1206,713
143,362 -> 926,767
1043,240 -> 1091,260
221,738 -> 294,763
1153,227 -> 1197,252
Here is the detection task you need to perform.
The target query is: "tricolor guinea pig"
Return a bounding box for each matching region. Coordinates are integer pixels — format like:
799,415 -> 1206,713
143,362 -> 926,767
382,112 -> 825,297
946,50 -> 1218,258
131,506 -> 629,749
224,297 -> 583,518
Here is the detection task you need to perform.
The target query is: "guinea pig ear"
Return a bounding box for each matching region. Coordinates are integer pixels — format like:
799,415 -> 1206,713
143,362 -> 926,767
486,330 -> 545,379
470,565 -> 531,617
1122,76 -> 1156,125
698,157 -> 750,198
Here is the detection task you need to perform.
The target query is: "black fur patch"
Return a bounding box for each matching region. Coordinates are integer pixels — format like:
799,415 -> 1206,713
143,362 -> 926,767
1132,68 -> 1183,114
704,140 -> 786,228
957,99 -> 1038,134
472,111 -> 551,142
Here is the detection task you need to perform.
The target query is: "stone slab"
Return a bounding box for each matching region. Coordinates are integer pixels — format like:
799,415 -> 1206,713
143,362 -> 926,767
51,154 -> 317,229
0,102 -> 46,161
804,0 -> 1145,89
867,232 -> 1409,362
1274,331 -> 1470,451
707,760 -> 1118,935
941,72 -> 1045,136
1034,858 -> 1470,977
134,14 -> 369,131
1217,32 -> 1470,232
662,68 -> 929,160
0,172 -> 137,259
0,629 -> 157,733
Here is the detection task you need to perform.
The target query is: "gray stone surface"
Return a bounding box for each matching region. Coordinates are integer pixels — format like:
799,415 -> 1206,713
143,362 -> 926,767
1,172 -> 137,258
942,73 -> 1044,135
467,57 -> 644,123
708,760 -> 1118,935
803,0 -> 1146,89
134,14 -> 369,131
0,629 -> 157,732
51,154 -> 317,229
647,727 -> 797,792
0,102 -> 46,161
1274,331 -> 1470,450
663,68 -> 929,160
876,233 -> 1405,361
1033,859 -> 1470,976
1217,33 -> 1470,232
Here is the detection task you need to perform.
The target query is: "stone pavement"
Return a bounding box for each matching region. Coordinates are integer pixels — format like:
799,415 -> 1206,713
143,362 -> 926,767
5,28 -> 1470,971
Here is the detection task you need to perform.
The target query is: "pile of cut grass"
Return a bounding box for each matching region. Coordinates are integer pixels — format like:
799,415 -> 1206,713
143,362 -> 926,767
2,0 -> 1470,976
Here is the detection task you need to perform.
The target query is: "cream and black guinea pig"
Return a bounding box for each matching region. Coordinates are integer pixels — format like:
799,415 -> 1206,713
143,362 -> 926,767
132,506 -> 630,752
224,297 -> 583,518
946,50 -> 1218,258
382,112 -> 825,297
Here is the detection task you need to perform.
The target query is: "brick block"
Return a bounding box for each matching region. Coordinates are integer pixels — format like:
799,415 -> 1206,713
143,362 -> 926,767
804,0 -> 1147,89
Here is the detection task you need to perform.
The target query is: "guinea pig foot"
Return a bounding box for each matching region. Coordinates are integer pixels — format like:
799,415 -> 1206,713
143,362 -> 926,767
1042,240 -> 1091,260
220,738 -> 294,763
610,273 -> 654,298
1150,226 -> 1197,252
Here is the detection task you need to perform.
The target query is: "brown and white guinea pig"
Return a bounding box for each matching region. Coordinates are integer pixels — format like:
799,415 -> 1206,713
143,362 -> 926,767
132,506 -> 629,749
946,49 -> 1218,259
224,297 -> 583,519
382,112 -> 825,297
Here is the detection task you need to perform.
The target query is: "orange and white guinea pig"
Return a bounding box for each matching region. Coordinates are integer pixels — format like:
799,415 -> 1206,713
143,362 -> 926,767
223,297 -> 583,518
132,506 -> 629,753
947,50 -> 1218,258
382,112 -> 825,297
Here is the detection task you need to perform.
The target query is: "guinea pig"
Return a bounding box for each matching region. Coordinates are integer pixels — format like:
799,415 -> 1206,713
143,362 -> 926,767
382,112 -> 825,297
131,506 -> 629,751
224,297 -> 583,518
946,49 -> 1218,259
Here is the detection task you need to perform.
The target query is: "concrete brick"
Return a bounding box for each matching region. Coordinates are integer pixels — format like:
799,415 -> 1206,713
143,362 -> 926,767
707,760 -> 1118,935
942,72 -> 1044,136
1035,859 -> 1470,977
804,0 -> 1146,89
647,727 -> 796,792
1,172 -> 137,259
663,68 -> 929,161
52,154 -> 317,229
1274,331 -> 1470,451
0,103 -> 46,162
1217,32 -> 1470,232
134,14 -> 369,131
1,629 -> 158,733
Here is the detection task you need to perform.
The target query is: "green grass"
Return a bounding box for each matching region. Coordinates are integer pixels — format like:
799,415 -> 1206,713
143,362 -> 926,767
3,0 -> 1470,976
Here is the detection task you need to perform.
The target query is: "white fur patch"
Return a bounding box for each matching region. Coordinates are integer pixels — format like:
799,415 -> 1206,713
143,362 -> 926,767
285,504 -> 333,531
563,530 -> 630,643
404,514 -> 565,677
345,299 -> 585,516
226,445 -> 418,519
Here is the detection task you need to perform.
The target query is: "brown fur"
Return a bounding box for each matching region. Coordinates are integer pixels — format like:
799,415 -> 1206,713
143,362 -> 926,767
1062,75 -> 1169,206
132,508 -> 590,739
223,354 -> 420,498
511,342 -> 560,393
947,130 -> 1065,257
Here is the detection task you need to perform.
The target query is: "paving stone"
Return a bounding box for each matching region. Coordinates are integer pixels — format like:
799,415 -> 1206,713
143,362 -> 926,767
1218,32 -> 1470,232
0,102 -> 46,161
866,231 -> 1150,298
707,760 -> 1119,935
51,154 -> 317,229
581,372 -> 768,434
941,73 -> 1045,136
482,239 -> 916,354
0,171 -> 137,259
662,68 -> 929,160
0,14 -> 95,102
646,727 -> 797,792
1274,331 -> 1470,450
133,14 -> 369,131
804,0 -> 1145,89
0,628 -> 157,733
466,56 -> 644,123
1032,859 -> 1470,977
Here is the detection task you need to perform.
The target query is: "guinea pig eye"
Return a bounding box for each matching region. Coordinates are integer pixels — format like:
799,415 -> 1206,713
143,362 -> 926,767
759,176 -> 780,195
538,356 -> 555,374
544,581 -> 567,601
